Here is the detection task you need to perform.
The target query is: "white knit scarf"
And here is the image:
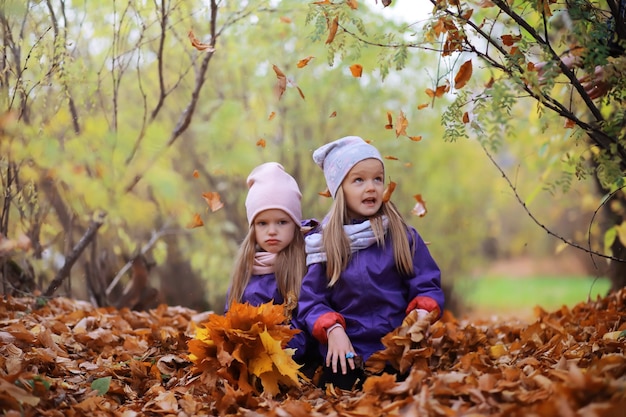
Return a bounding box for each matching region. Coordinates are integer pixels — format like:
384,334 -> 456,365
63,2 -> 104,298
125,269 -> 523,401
305,216 -> 389,265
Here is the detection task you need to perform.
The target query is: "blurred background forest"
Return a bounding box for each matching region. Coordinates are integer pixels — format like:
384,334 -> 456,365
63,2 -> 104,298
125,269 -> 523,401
1,0 -> 621,319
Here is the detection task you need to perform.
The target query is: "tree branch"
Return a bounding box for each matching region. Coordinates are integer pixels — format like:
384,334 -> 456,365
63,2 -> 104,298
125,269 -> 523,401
42,211 -> 107,297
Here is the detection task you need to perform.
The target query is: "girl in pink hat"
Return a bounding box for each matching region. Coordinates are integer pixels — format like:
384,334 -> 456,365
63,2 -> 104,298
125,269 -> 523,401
225,162 -> 319,372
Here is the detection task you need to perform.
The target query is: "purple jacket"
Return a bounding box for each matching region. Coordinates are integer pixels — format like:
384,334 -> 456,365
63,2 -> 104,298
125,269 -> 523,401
297,225 -> 443,362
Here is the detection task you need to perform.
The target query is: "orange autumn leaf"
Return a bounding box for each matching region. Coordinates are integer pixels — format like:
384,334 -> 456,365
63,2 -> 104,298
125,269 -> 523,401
395,110 -> 408,137
411,194 -> 428,217
564,118 -> 576,129
202,192 -> 224,212
425,83 -> 449,98
297,56 -> 315,68
188,30 -> 215,52
349,64 -> 363,77
454,59 -> 473,89
272,65 -> 287,100
384,155 -> 399,161
346,0 -> 358,9
279,16 -> 292,23
186,213 -> 204,229
318,188 -> 331,198
329,111 -> 337,118
485,77 -> 495,88
501,34 -> 521,46
417,103 -> 429,110
382,181 -> 396,203
268,112 -> 276,121
461,8 -> 474,19
193,170 -> 200,178
257,138 -> 267,148
326,17 -> 339,44
385,111 -> 393,130
463,112 -> 470,124
312,0 -> 332,4
408,136 -> 422,142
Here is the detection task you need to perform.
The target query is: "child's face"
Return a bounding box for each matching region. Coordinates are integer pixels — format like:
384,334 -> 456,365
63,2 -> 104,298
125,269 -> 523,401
253,209 -> 297,253
341,158 -> 384,220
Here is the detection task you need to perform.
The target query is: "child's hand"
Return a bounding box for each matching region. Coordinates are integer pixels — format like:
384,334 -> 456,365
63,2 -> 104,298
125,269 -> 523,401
326,326 -> 356,375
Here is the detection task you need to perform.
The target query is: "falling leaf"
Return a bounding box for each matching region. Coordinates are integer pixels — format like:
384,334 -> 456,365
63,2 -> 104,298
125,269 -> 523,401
501,34 -> 521,46
485,77 -> 495,88
268,112 -> 276,121
454,59 -> 473,89
329,111 -> 337,118
193,170 -> 200,178
411,194 -> 428,217
395,110 -> 408,137
279,16 -> 292,23
272,65 -> 287,100
461,8 -> 474,19
463,112 -> 470,124
382,181 -> 396,203
297,56 -> 315,68
417,103 -> 429,110
202,192 -> 224,212
186,213 -> 204,229
346,0 -> 358,9
257,138 -> 267,148
349,64 -> 363,77
385,111 -> 393,130
564,118 -> 576,129
326,17 -> 339,44
318,188 -> 331,198
384,155 -> 399,161
425,83 -> 450,98
188,30 -> 215,52
408,136 -> 422,142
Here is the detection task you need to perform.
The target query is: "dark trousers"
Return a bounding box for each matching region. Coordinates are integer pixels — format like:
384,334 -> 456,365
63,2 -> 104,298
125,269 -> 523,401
318,363 -> 406,391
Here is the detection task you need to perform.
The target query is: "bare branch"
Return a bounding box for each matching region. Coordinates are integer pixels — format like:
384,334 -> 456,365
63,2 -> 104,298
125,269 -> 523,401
43,211 -> 107,298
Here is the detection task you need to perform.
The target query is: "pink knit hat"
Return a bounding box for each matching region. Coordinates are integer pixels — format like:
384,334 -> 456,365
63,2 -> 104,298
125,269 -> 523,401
313,136 -> 383,198
245,162 -> 302,226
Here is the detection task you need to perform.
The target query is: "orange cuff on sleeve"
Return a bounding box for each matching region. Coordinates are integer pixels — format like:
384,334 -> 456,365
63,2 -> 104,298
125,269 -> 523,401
312,312 -> 346,344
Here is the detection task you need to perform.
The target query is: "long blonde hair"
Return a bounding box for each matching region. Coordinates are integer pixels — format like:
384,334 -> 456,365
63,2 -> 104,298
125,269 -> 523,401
227,223 -> 306,310
322,187 -> 415,286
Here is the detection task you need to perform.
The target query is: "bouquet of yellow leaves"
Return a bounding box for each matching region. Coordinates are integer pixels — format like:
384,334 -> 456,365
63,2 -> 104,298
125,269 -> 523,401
188,302 -> 302,397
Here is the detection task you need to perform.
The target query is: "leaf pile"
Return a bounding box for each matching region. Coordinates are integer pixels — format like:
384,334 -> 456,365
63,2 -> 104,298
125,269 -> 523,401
188,302 -> 302,397
1,289 -> 625,416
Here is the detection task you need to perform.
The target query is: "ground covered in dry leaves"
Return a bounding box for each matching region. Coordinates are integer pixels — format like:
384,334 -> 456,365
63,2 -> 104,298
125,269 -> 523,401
1,288 -> 625,417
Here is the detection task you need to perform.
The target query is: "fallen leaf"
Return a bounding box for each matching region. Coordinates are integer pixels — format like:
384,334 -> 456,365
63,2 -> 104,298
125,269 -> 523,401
329,111 -> 337,118
318,188 -> 331,197
279,16 -> 292,23
417,103 -> 429,110
272,65 -> 287,100
408,136 -> 422,142
268,112 -> 276,121
257,138 -> 267,148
